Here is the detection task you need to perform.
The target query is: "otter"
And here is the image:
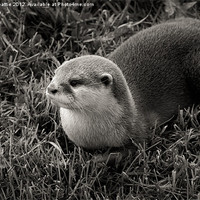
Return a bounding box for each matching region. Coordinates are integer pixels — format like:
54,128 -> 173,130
46,18 -> 200,149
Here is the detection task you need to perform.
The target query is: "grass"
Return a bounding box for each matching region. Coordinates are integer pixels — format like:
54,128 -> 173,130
1,0 -> 200,199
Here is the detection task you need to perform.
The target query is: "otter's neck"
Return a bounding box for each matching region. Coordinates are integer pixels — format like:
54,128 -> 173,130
60,97 -> 134,149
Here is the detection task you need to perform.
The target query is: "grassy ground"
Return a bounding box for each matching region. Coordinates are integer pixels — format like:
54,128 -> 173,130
1,0 -> 200,199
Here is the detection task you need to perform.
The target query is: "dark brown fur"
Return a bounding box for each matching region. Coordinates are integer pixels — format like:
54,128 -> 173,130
109,18 -> 200,124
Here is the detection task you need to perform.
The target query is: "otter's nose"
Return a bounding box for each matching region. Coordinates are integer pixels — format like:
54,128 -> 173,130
47,83 -> 58,95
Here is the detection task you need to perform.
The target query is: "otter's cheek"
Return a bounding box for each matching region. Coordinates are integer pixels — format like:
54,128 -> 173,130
76,90 -> 96,107
74,88 -> 89,101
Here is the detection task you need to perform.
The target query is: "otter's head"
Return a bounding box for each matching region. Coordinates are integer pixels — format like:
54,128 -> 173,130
46,55 -> 132,112
46,55 -> 141,149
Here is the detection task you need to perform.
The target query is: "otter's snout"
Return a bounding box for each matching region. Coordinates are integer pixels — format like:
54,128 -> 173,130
47,83 -> 58,95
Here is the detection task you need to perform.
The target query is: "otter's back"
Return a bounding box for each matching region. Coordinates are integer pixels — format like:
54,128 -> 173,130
109,18 -> 200,122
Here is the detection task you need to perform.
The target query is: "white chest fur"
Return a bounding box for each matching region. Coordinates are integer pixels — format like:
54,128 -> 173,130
60,105 -> 127,149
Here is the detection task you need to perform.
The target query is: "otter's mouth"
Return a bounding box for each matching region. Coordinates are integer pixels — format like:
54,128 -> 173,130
46,92 -> 74,109
51,99 -> 75,110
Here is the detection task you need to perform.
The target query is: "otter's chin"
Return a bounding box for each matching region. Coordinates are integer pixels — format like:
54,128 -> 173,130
48,98 -> 74,110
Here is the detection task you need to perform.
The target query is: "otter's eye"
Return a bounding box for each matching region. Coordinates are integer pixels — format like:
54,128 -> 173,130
69,80 -> 82,87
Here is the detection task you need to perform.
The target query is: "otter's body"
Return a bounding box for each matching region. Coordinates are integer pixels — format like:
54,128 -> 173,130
109,18 -> 200,123
46,18 -> 200,149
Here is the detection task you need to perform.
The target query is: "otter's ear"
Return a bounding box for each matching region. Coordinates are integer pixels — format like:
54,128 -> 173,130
100,73 -> 113,86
